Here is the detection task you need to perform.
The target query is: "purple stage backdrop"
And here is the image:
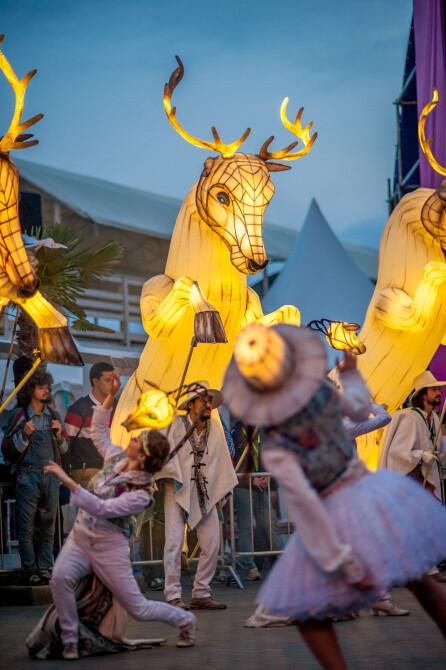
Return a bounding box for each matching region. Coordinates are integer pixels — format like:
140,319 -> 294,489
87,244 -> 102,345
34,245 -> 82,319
414,0 -> 446,188
414,0 -> 446,400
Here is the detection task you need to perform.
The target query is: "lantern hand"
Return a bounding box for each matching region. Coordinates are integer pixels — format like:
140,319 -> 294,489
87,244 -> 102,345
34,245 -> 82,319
259,304 -> 301,327
241,287 -> 301,329
374,262 -> 446,333
190,281 -> 216,313
140,274 -> 225,341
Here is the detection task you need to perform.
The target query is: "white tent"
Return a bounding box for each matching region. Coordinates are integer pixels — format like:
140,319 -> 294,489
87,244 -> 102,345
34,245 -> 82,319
262,199 -> 375,357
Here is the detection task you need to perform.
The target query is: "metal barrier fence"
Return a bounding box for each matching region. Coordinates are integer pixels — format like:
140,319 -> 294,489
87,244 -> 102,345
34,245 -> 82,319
228,472 -> 291,579
1,473 -> 291,588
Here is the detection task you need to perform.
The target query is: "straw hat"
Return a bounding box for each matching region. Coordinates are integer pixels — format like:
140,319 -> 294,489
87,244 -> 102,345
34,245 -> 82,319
411,370 -> 446,401
222,323 -> 326,426
178,380 -> 223,411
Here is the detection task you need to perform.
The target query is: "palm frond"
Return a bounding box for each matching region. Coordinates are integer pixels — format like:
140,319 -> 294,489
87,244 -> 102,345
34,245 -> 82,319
70,318 -> 115,334
77,243 -> 123,282
17,223 -> 124,352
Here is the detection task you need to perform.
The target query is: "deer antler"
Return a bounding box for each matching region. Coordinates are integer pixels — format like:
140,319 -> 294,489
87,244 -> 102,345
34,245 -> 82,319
418,88 -> 446,177
258,98 -> 317,162
0,35 -> 43,154
164,56 -> 251,159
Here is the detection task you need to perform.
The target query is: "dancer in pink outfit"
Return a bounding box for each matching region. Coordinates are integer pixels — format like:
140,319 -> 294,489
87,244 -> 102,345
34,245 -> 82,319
223,323 -> 446,670
27,374 -> 195,660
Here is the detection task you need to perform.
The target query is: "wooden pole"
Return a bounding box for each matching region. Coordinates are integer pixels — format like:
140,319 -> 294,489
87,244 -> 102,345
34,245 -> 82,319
0,356 -> 41,415
0,307 -> 20,404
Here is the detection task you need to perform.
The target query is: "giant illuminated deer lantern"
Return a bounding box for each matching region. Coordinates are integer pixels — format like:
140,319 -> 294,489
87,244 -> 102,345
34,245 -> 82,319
0,36 -> 82,365
356,89 -> 446,467
111,57 -> 316,444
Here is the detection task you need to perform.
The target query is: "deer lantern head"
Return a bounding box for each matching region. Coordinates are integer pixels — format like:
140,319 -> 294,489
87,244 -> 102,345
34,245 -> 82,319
164,56 -> 317,275
0,35 -> 43,297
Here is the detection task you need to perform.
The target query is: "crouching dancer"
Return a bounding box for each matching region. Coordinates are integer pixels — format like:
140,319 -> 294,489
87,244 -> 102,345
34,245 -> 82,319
26,373 -> 195,661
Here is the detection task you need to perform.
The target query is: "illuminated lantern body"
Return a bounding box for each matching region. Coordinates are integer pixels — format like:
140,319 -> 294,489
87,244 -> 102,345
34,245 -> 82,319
121,388 -> 176,431
325,322 -> 365,355
111,57 -> 317,445
308,319 -> 366,355
356,185 -> 446,466
0,37 -> 82,365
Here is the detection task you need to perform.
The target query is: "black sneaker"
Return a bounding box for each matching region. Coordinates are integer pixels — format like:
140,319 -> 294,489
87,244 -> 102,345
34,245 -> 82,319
37,571 -> 52,585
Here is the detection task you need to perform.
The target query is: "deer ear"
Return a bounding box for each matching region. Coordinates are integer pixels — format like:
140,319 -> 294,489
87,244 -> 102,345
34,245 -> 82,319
265,162 -> 291,172
202,157 -> 215,177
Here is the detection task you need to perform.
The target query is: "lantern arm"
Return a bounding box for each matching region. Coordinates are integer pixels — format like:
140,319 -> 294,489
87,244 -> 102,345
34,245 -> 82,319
140,274 -> 192,339
259,304 -> 301,328
374,262 -> 446,332
242,287 -> 301,328
241,287 -> 264,326
140,274 -> 220,340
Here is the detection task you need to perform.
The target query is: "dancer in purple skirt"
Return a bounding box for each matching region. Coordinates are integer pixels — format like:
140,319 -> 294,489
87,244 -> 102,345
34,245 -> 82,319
223,323 -> 446,670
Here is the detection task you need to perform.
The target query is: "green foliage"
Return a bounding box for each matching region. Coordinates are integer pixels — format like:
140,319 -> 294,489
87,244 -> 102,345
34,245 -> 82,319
32,223 -> 123,332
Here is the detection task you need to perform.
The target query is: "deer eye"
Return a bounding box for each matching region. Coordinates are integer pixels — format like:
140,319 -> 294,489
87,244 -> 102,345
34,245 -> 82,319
216,191 -> 230,206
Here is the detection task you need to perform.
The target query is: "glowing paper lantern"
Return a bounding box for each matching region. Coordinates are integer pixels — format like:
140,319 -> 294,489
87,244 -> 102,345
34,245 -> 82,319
121,388 -> 176,431
355,89 -> 446,467
111,57 -> 314,445
0,36 -> 83,366
121,380 -> 210,433
308,319 -> 366,355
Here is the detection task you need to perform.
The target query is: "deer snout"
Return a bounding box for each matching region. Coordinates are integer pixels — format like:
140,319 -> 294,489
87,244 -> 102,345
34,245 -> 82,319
248,258 -> 269,273
17,279 -> 40,299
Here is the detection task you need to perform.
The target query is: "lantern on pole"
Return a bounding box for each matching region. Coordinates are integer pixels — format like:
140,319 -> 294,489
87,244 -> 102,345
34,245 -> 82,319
307,319 -> 366,355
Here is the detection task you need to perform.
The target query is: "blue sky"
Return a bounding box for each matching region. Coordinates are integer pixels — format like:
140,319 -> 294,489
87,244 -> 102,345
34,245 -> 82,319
1,0 -> 413,249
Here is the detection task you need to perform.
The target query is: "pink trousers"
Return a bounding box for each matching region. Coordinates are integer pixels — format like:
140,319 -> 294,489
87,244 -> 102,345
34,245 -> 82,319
51,521 -> 194,644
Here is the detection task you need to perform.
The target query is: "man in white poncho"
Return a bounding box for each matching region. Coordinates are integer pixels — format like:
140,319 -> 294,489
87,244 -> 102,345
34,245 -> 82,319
378,371 -> 446,500
158,381 -> 237,610
378,370 -> 446,583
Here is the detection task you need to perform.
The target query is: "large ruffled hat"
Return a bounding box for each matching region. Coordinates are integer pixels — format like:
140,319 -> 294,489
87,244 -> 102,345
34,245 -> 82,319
222,323 -> 326,426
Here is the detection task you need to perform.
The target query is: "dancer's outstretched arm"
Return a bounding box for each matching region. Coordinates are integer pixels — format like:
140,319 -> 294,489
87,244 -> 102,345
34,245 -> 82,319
262,447 -> 373,590
44,460 -> 152,518
337,352 -> 371,422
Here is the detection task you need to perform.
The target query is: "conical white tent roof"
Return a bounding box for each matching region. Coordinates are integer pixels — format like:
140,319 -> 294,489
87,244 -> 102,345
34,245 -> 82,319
262,199 -> 374,330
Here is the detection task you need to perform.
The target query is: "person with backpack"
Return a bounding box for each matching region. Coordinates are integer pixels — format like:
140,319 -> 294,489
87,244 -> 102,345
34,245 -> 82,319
1,358 -> 68,585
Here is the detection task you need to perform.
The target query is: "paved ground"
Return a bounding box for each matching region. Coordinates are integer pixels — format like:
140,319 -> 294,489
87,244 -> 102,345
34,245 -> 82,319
0,580 -> 444,670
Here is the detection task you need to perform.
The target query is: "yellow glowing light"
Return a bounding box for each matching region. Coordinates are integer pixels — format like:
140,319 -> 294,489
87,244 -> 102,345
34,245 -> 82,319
0,37 -> 83,366
355,188 -> 446,469
234,322 -> 292,390
163,55 -> 251,158
110,58 -> 306,445
325,321 -> 366,355
418,88 -> 446,176
258,98 -> 317,162
121,388 -> 176,431
0,36 -> 43,154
